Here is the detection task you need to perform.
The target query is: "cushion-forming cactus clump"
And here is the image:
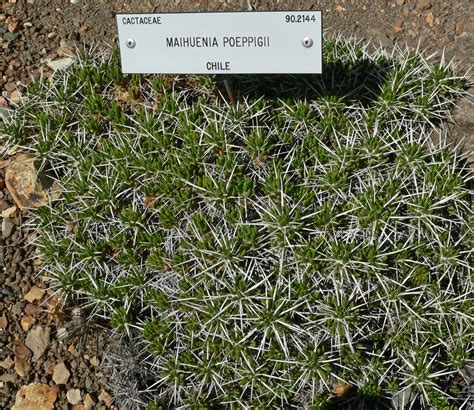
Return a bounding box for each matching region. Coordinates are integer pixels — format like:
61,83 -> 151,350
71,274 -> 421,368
2,39 -> 472,409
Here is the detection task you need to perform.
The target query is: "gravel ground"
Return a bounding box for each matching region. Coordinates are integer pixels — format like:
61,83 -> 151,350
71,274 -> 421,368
1,0 -> 473,408
0,161 -> 115,409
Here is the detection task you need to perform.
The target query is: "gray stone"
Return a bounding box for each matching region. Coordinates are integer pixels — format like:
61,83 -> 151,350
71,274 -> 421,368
0,373 -> 15,383
3,32 -> 19,42
52,362 -> 70,385
2,217 -> 14,238
85,376 -> 93,390
374,30 -> 393,49
66,389 -> 81,405
25,326 -> 50,361
46,57 -> 74,72
11,301 -> 23,316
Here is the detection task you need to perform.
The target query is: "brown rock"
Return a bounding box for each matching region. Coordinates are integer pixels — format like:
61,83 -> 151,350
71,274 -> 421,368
334,383 -> 353,397
5,154 -> 48,210
396,0 -> 404,5
83,394 -> 96,410
73,406 -> 85,410
0,357 -> 14,369
0,159 -> 11,169
89,356 -> 99,367
34,257 -> 43,271
394,18 -> 404,33
43,360 -> 55,375
1,205 -> 16,217
9,89 -> 22,104
14,357 -> 29,378
46,291 -> 66,323
98,390 -> 113,406
24,286 -> 46,303
0,313 -> 7,331
14,344 -> 32,359
25,326 -> 50,361
12,383 -> 57,410
67,344 -> 79,357
415,0 -> 431,11
426,12 -> 434,26
24,303 -> 43,316
6,16 -> 20,33
116,91 -> 131,103
4,82 -> 16,93
20,315 -> 36,331
52,362 -> 70,385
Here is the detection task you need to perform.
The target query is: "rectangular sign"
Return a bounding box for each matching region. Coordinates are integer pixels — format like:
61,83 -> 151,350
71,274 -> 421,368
116,11 -> 322,74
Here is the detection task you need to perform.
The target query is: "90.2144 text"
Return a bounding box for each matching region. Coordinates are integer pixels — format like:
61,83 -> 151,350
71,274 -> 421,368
285,14 -> 317,23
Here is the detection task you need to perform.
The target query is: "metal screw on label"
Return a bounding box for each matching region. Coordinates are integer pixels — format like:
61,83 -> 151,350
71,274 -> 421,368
302,37 -> 313,48
126,39 -> 136,49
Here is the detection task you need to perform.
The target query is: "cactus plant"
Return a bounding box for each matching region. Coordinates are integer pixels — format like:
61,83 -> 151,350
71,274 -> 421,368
2,39 -> 472,408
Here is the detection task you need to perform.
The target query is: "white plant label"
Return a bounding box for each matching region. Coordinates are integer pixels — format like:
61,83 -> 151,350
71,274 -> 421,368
116,11 -> 322,74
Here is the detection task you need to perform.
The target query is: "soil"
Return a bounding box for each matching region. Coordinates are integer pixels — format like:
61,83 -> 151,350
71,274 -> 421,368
1,0 -> 473,408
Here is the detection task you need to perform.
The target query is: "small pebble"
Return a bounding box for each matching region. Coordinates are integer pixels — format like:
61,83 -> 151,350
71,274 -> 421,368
66,388 -> 82,405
